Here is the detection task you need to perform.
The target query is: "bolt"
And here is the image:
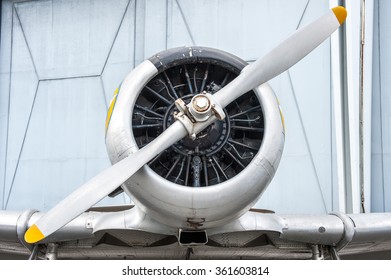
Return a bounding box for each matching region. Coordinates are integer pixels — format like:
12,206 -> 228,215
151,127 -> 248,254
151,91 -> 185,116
193,95 -> 210,112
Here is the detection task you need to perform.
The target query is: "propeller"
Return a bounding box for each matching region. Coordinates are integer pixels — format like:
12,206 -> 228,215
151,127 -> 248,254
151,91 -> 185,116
24,6 -> 347,243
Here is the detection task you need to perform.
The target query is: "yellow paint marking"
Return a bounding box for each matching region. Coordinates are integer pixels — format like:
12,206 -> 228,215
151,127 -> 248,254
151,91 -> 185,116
279,106 -> 285,134
24,224 -> 45,244
332,6 -> 347,25
276,98 -> 285,133
105,87 -> 120,133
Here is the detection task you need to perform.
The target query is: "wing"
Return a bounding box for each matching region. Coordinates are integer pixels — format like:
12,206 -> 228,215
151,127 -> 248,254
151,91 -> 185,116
1,208 -> 391,260
207,210 -> 391,259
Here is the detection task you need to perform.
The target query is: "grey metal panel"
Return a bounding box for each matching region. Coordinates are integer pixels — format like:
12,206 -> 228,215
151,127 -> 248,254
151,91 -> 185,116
101,0 -> 136,104
370,0 -> 380,212
5,77 -> 108,210
1,0 -> 40,210
168,0 -> 309,59
14,0 -> 130,79
371,0 -> 384,211
372,0 -> 391,212
144,0 -> 168,57
0,72 -> 9,209
0,1 -> 14,210
3,9 -> 39,207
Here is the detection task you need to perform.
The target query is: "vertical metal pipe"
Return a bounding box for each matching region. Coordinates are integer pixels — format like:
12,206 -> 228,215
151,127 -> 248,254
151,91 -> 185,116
359,0 -> 366,213
330,0 -> 348,212
311,245 -> 324,260
329,246 -> 341,260
28,245 -> 39,260
362,0 -> 374,213
358,0 -> 374,213
45,243 -> 58,260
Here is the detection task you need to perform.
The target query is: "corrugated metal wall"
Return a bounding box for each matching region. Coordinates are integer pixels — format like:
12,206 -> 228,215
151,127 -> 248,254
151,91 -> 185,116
0,0 -> 344,214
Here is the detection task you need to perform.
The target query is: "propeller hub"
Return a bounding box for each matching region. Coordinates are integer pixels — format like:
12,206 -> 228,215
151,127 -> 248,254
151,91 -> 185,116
164,95 -> 231,156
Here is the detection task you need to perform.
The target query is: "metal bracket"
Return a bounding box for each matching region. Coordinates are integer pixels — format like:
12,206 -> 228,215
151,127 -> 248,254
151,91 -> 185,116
328,246 -> 341,260
330,212 -> 355,251
311,245 -> 325,260
85,215 -> 94,229
16,209 -> 39,251
45,243 -> 59,260
174,111 -> 196,139
28,244 -> 40,260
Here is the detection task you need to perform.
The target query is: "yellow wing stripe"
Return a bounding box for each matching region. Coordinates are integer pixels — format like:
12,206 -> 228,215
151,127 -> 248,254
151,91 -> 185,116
105,87 -> 120,133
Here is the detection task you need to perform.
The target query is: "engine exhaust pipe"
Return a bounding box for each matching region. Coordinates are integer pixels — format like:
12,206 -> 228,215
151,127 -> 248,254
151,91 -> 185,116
178,229 -> 208,246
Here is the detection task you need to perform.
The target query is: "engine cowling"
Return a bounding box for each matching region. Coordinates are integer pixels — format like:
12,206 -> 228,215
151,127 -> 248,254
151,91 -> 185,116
105,47 -> 285,229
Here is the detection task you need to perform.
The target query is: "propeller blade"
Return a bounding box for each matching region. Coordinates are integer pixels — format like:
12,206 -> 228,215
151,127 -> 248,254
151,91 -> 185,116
24,121 -> 187,243
214,6 -> 347,107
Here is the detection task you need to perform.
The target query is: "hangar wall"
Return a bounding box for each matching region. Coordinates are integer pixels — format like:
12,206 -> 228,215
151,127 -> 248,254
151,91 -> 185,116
0,0 -> 379,214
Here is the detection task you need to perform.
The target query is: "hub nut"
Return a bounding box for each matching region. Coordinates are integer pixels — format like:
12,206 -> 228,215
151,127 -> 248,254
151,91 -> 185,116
193,95 -> 210,112
188,94 -> 213,122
